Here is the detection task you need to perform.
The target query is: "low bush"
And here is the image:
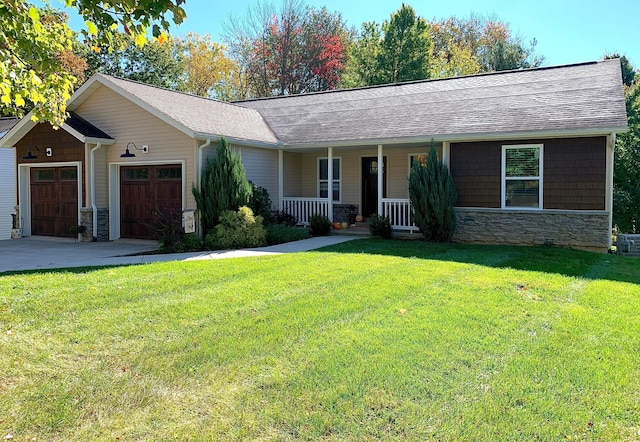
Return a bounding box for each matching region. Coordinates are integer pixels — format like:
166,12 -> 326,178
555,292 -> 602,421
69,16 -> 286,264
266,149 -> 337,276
179,233 -> 203,251
248,182 -> 273,224
271,210 -> 298,227
309,214 -> 331,236
265,224 -> 310,245
205,206 -> 266,250
368,214 -> 392,239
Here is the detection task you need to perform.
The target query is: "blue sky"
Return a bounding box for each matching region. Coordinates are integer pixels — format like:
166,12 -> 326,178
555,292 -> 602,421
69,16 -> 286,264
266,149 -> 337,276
57,0 -> 639,67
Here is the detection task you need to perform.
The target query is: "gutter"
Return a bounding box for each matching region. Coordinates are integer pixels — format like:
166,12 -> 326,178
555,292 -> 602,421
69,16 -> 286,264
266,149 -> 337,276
193,133 -> 281,150
277,127 -> 630,150
90,142 -> 102,240
197,138 -> 212,191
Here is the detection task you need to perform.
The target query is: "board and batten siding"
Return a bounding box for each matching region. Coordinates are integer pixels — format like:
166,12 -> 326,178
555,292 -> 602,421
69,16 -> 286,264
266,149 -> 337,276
74,85 -> 198,210
0,148 -> 16,240
450,137 -> 607,211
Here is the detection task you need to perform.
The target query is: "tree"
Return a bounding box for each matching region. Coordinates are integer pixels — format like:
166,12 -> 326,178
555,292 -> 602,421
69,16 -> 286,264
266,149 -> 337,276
1,0 -> 186,126
376,4 -> 431,84
341,22 -> 382,88
192,137 -> 252,236
224,0 -> 349,97
80,33 -> 184,89
408,144 -> 457,241
429,14 -> 543,77
609,54 -> 640,233
176,33 -> 243,100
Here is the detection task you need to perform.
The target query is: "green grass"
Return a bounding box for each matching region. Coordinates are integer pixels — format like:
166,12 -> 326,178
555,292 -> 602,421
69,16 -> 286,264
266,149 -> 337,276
1,239 -> 639,441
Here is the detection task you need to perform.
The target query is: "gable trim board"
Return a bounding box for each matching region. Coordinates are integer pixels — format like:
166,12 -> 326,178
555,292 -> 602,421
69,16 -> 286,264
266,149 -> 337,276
0,59 -> 628,250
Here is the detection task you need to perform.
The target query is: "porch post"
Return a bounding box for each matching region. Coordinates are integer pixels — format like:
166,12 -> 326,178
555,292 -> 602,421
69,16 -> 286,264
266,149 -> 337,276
278,149 -> 284,211
377,144 -> 383,215
606,133 -> 615,250
442,141 -> 450,167
327,146 -> 333,221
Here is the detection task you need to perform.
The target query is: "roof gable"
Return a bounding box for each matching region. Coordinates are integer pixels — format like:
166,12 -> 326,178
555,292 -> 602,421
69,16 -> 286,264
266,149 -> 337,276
0,112 -> 114,147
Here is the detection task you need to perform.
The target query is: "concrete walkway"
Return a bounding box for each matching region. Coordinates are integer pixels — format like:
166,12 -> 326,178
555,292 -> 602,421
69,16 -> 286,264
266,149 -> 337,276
0,235 -> 358,273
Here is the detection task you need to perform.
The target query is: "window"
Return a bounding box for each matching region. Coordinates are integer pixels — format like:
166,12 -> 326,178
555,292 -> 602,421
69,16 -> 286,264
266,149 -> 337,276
33,169 -> 54,181
60,168 -> 77,180
318,157 -> 341,201
502,144 -> 543,209
123,167 -> 149,180
156,167 -> 182,179
408,153 -> 429,172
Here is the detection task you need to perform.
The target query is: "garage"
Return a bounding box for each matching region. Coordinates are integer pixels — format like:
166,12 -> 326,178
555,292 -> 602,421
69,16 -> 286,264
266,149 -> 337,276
120,165 -> 182,239
30,167 -> 78,237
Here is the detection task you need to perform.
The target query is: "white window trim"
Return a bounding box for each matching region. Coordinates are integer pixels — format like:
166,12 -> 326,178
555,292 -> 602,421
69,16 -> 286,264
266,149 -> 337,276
408,152 -> 430,174
318,156 -> 342,202
501,144 -> 544,210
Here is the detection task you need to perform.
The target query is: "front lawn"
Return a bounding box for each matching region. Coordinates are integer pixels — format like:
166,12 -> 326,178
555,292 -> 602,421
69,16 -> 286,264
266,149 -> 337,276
1,240 -> 639,441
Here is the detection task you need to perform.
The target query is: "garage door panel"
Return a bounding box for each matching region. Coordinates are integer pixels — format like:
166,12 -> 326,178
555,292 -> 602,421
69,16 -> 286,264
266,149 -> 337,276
30,167 -> 78,238
120,165 -> 182,239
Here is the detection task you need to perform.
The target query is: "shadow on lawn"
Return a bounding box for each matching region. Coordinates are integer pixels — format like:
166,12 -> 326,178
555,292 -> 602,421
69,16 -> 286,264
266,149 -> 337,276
317,238 -> 640,286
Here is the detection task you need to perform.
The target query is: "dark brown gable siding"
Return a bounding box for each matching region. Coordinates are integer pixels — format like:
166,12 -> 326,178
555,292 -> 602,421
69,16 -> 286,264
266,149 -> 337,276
16,123 -> 85,164
16,123 -> 86,206
543,137 -> 606,210
450,137 -> 607,211
449,142 -> 502,208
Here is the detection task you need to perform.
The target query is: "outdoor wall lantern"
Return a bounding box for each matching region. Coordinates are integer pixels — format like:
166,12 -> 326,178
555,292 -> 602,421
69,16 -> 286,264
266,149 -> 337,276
120,142 -> 149,158
22,145 -> 39,160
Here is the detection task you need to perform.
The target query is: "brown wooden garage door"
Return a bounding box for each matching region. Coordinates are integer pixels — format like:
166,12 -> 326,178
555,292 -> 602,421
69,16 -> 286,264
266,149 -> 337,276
120,165 -> 182,239
30,167 -> 78,237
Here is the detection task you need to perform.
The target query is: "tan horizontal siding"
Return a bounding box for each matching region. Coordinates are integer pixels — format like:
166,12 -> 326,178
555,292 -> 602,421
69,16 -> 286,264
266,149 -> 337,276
283,151 -> 301,197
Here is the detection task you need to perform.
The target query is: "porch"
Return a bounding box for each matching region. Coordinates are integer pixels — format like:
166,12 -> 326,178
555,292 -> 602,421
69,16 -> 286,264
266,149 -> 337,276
275,143 -> 447,232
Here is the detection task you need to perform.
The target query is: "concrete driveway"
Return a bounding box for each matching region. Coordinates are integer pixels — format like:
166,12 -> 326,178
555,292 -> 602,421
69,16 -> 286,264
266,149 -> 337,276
0,235 -> 358,273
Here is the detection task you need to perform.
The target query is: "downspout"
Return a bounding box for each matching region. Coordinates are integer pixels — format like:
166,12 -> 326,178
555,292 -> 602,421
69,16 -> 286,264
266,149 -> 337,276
198,138 -> 212,189
197,139 -> 212,236
607,132 -> 616,251
90,142 -> 102,240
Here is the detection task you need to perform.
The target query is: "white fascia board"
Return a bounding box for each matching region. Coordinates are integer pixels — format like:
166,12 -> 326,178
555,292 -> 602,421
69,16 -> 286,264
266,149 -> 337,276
0,112 -> 37,147
193,133 -> 282,149
279,127 -> 628,150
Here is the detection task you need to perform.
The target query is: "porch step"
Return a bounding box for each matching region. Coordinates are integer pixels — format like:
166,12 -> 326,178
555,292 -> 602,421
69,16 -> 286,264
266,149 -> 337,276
331,224 -> 371,236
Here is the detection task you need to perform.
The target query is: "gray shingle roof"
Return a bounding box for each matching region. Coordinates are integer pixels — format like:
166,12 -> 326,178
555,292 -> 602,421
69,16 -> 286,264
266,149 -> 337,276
66,112 -> 113,140
92,75 -> 279,145
237,60 -> 628,146
0,117 -> 18,138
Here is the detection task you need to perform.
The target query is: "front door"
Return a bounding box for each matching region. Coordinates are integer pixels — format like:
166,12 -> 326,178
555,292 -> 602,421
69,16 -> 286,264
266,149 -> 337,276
361,157 -> 387,217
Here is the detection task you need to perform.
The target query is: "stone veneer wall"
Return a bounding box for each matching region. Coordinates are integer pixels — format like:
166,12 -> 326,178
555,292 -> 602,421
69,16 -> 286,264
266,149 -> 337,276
454,208 -> 610,252
80,207 -> 110,242
332,203 -> 358,223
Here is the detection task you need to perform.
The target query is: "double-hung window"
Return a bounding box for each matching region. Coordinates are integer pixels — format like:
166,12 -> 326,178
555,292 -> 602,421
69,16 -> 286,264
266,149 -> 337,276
318,157 -> 341,201
502,144 -> 543,209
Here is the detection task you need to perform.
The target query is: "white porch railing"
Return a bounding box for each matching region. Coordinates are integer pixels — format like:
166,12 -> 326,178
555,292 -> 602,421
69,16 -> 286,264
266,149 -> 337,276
382,198 -> 418,232
282,197 -> 329,225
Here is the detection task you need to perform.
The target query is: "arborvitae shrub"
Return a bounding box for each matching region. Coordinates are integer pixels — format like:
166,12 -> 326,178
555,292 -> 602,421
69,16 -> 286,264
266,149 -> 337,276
193,137 -> 251,235
408,144 -> 457,241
